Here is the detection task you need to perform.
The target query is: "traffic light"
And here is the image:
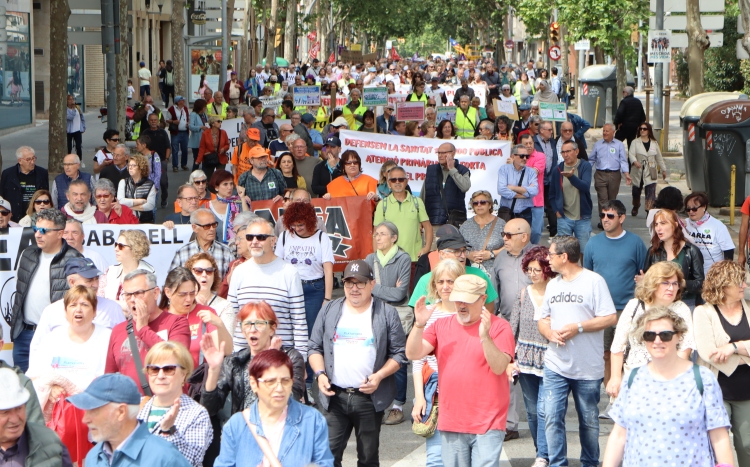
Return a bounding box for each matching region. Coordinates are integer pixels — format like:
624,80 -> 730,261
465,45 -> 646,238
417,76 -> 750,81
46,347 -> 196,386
550,22 -> 560,43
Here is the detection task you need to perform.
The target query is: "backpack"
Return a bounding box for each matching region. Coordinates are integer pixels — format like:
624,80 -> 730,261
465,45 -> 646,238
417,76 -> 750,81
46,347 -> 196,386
556,76 -> 568,99
627,363 -> 703,396
381,193 -> 420,217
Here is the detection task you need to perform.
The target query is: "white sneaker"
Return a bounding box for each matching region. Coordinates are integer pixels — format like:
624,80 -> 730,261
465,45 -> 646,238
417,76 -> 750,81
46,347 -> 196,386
598,402 -> 612,419
531,458 -> 549,467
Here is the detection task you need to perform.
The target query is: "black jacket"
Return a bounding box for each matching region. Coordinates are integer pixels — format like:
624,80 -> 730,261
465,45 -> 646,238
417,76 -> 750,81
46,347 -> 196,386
200,346 -> 305,417
0,164 -> 49,222
614,95 -> 646,144
11,241 -> 82,339
311,160 -> 343,196
644,242 -> 705,297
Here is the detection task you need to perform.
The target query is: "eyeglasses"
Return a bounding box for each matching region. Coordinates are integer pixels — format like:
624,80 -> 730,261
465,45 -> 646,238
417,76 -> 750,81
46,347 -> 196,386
114,242 -> 131,250
514,154 -> 529,159
63,163 -> 79,167
95,194 -> 112,199
562,128 -> 573,132
686,205 -> 704,213
642,330 -> 677,342
174,290 -> 197,298
442,248 -> 467,256
283,196 -> 291,202
659,281 -> 680,289
193,179 -> 207,185
195,222 -> 218,230
343,281 -> 368,289
121,287 -> 156,299
34,199 -> 51,205
33,226 -> 63,235
192,267 -> 216,275
256,377 -> 294,389
242,320 -> 270,331
560,149 -> 575,155
526,267 -> 543,274
501,231 -> 524,239
146,364 -> 183,376
344,161 -> 359,166
388,177 -> 407,183
472,200 -> 490,206
548,251 -> 564,257
599,212 -> 617,219
246,233 -> 274,242
180,196 -> 200,203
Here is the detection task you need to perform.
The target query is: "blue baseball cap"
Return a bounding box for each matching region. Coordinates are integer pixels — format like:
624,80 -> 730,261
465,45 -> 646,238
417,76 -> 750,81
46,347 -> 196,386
67,374 -> 141,410
518,104 -> 531,111
174,95 -> 185,104
64,257 -> 101,279
301,113 -> 315,124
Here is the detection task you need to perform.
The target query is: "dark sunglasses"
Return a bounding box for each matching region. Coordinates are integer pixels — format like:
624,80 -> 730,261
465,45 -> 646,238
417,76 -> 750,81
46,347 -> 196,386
109,138 -> 120,142
0,210 -> 10,216
193,179 -> 207,185
344,161 -> 359,166
515,154 -> 529,159
195,222 -> 219,230
599,212 -> 617,219
686,206 -> 704,213
472,200 -> 490,206
502,231 -> 524,239
246,233 -> 273,242
146,364 -> 183,376
642,330 -> 677,342
33,226 -> 62,234
34,199 -> 51,205
389,177 -> 407,183
639,127 -> 649,131
192,267 -> 216,275
114,242 -> 131,250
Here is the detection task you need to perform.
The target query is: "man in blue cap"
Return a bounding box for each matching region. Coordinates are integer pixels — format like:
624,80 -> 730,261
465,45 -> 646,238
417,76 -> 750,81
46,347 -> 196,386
512,103 -> 532,142
68,374 -> 191,467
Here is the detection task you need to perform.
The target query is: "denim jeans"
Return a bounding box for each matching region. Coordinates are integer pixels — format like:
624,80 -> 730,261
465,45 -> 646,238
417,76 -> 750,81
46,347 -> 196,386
542,368 -> 602,467
171,130 -> 189,168
324,390 -> 383,467
556,216 -> 592,252
440,429 -> 505,467
426,429 -> 444,467
531,206 -> 544,244
303,279 -> 326,386
393,363 -> 407,406
519,372 -> 548,460
12,329 -> 34,373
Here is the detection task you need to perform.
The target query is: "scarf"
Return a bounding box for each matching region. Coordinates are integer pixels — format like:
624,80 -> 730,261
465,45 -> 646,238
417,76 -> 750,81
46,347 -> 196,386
217,195 -> 241,243
377,244 -> 399,267
64,203 -> 98,224
690,212 -> 711,227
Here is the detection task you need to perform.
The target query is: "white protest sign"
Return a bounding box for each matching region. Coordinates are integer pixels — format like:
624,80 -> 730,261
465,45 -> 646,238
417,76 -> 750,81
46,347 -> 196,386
493,100 -> 519,120
221,117 -> 245,154
292,86 -> 321,106
260,96 -> 284,109
436,106 -> 456,123
363,87 -> 388,107
648,30 -> 672,63
469,84 -> 488,107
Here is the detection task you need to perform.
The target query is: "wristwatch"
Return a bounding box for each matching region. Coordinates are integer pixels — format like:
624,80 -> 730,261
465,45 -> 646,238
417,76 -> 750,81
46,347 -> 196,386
159,426 -> 177,436
489,251 -> 495,259
577,323 -> 584,334
314,370 -> 327,381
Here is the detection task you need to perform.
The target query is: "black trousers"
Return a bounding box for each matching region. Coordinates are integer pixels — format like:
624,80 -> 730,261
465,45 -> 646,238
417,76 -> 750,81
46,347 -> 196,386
67,131 -> 82,158
324,389 -> 384,467
544,183 -> 557,237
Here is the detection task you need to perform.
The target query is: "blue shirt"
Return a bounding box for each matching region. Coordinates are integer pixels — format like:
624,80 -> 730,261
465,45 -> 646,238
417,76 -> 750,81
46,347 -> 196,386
583,230 -> 647,309
309,129 -> 324,158
589,138 -> 629,172
497,163 -> 538,213
86,422 -> 191,467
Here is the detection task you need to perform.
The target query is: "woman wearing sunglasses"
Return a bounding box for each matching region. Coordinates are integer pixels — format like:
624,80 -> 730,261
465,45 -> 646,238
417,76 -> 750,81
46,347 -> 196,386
97,229 -> 154,300
19,189 -> 53,227
694,260 -> 750,465
186,252 -> 237,349
606,262 -> 695,406
161,267 -> 233,368
460,190 -> 505,278
684,192 -> 734,275
508,246 -> 558,467
602,307 -> 733,467
200,301 -> 305,417
138,341 -> 212,467
628,122 -> 666,216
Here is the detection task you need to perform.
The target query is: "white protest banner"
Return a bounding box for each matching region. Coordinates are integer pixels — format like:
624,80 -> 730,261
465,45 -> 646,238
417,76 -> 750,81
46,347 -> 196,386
388,93 -> 408,107
493,100 -> 519,120
0,225 -> 194,363
363,87 -> 388,107
221,117 -> 245,154
292,85 -> 321,106
648,30 -> 671,64
396,102 -> 426,122
260,96 -> 284,109
436,106 -> 456,123
339,129 -> 510,207
469,84 -> 488,107
539,102 -> 567,121
444,86 -> 458,106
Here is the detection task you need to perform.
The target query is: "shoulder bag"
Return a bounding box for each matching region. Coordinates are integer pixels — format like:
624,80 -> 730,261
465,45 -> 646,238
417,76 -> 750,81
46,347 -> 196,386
126,319 -> 153,403
497,168 -> 526,222
186,323 -> 208,402
373,259 -> 414,335
472,218 -> 498,275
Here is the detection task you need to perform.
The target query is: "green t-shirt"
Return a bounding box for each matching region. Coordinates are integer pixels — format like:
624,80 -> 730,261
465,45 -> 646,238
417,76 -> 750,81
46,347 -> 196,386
373,193 -> 429,262
408,266 -> 498,307
147,406 -> 170,430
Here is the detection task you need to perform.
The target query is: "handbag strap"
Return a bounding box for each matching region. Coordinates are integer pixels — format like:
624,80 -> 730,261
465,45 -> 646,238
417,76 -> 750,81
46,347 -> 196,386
198,322 -> 207,365
481,218 -> 498,251
509,168 -> 525,213
126,319 -> 153,397
437,168 -> 450,215
242,409 -> 283,467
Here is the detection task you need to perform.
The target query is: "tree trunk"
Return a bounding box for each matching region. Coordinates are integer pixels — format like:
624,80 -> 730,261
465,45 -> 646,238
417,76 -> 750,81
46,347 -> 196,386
317,0 -> 325,60
225,0 -> 236,67
283,0 -> 296,61
240,0 -> 252,78
115,0 -> 129,135
560,23 -> 568,76
49,0 -> 71,172
172,0 -> 186,96
594,45 -> 605,65
614,40 -> 626,105
266,0 -> 279,65
741,0 -> 750,55
686,0 -> 710,95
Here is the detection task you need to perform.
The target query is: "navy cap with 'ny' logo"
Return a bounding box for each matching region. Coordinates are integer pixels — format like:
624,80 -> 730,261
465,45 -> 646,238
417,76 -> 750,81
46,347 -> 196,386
343,260 -> 373,283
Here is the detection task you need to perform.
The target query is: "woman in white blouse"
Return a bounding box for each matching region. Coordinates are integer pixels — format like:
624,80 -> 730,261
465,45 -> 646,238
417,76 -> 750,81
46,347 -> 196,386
97,229 -> 155,301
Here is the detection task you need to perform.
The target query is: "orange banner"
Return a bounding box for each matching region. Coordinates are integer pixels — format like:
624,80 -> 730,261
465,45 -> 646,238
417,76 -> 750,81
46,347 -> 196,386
252,196 -> 374,272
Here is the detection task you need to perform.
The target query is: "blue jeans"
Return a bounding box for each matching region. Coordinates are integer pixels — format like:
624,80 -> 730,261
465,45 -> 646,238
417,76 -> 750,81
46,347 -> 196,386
12,329 -> 34,373
426,429 -> 444,467
542,368 -> 602,467
440,429 -> 505,467
394,363 -> 407,406
519,372 -> 548,460
303,278 -> 326,387
556,216 -> 592,252
171,131 -> 189,168
531,206 -> 544,244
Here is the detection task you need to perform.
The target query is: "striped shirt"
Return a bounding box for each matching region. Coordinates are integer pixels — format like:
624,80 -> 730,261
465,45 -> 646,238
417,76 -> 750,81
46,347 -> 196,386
412,304 -> 455,376
227,257 -> 308,359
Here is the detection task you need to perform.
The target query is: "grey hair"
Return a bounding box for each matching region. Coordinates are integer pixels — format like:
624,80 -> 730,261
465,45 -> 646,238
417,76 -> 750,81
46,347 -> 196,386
232,211 -> 258,233
243,107 -> 256,117
0,323 -> 4,340
126,404 -> 140,418
247,216 -> 275,234
67,179 -> 91,194
65,155 -> 81,164
350,88 -> 361,97
261,107 -> 275,117
511,144 -> 527,155
375,221 -> 399,240
603,122 -> 616,131
16,146 -> 35,159
115,143 -> 129,151
561,139 -> 579,151
123,269 -> 158,288
190,208 -> 214,225
94,178 -> 117,197
529,115 -> 543,125
550,235 -> 581,263
480,121 -> 494,131
189,170 -> 207,183
176,184 -> 198,198
285,133 -> 301,147
291,111 -> 302,119
227,105 -> 239,115
623,86 -> 635,97
36,208 -> 67,228
65,218 -> 83,232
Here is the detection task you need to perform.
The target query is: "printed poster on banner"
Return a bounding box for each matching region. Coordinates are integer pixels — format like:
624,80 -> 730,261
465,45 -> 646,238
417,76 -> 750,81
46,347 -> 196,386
396,102 -> 426,121
251,197 -> 374,271
493,100 -> 519,120
321,95 -> 349,110
436,106 -> 457,123
292,85 -> 321,106
539,102 -> 567,122
363,87 -> 388,107
648,30 -> 671,63
0,225 -> 194,364
339,129 -> 510,209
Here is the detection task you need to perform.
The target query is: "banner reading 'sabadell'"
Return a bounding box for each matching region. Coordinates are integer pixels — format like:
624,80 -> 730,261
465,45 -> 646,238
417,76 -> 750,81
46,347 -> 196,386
252,197 -> 374,272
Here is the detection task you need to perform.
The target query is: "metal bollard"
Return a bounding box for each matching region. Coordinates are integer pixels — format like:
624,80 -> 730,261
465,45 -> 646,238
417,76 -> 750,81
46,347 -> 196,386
731,165 -> 737,225
594,96 -> 601,129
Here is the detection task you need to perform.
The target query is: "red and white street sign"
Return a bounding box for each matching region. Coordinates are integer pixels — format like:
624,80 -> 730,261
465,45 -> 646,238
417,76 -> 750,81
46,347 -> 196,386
548,45 -> 561,61
688,123 -> 696,142
582,83 -> 589,96
706,130 -> 713,150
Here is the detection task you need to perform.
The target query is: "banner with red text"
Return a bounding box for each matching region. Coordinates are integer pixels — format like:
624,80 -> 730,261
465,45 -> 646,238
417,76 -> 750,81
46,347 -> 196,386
339,130 -> 510,212
251,196 -> 374,271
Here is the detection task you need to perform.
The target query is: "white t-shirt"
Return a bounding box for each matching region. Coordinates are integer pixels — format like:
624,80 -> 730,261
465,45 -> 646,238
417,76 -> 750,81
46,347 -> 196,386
173,106 -> 188,131
685,216 -> 734,275
275,230 -> 334,281
536,268 -> 616,380
499,94 -> 516,103
138,68 -> 151,86
23,252 -> 55,324
27,324 -> 112,391
83,246 -> 110,274
94,149 -> 113,182
127,85 -> 135,99
331,302 -> 376,388
70,110 -> 82,133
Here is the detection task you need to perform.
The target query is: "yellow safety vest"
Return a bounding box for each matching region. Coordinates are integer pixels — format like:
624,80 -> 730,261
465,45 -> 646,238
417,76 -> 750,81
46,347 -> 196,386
455,107 -> 478,139
207,101 -> 228,119
409,93 -> 428,103
343,101 -> 366,130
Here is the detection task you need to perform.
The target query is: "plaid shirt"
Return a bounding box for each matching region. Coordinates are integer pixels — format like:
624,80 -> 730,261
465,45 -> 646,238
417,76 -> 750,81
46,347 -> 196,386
170,240 -> 235,278
238,167 -> 286,202
137,394 -> 213,467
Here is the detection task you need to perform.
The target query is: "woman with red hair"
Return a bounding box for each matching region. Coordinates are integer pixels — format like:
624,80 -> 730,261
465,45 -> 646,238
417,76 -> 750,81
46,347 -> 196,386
199,300 -> 305,418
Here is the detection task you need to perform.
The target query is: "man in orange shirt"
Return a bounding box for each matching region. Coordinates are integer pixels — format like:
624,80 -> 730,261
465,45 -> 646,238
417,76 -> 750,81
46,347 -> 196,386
231,128 -> 268,185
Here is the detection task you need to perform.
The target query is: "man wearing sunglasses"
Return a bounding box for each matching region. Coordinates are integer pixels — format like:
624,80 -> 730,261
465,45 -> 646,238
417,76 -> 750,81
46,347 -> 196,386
169,208 -> 234,278
589,123 -> 631,228
309,259 -> 406,467
0,197 -> 19,228
497,144 -> 538,227
10,208 -> 82,372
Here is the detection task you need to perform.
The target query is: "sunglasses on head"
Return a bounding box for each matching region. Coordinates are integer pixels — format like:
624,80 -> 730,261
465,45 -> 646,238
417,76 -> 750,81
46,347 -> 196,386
599,212 -> 617,219
642,330 -> 677,342
146,364 -> 183,376
246,233 -> 273,242
686,205 -> 704,213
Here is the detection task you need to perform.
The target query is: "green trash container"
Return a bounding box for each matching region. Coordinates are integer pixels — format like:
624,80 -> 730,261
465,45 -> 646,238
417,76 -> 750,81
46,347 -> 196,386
578,65 -> 635,128
679,93 -> 748,192
699,100 -> 750,206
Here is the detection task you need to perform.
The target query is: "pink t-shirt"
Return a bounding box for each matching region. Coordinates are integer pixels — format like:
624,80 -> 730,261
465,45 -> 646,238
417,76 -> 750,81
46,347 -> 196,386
527,150 -> 546,207
423,314 -> 515,434
185,304 -> 218,368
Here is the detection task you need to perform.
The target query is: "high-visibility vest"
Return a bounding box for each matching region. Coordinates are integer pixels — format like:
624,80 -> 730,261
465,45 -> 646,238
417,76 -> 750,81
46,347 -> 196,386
455,107 -> 478,139
207,101 -> 228,119
343,101 -> 366,129
409,93 -> 428,103
131,110 -> 162,141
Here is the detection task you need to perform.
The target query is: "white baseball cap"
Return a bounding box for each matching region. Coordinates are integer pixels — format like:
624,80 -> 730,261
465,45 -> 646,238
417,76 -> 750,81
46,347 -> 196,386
0,368 -> 30,410
0,197 -> 11,212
